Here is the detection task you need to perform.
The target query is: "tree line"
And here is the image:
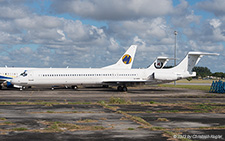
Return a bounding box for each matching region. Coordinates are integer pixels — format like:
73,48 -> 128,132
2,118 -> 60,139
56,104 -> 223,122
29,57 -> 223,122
192,66 -> 224,79
163,66 -> 224,79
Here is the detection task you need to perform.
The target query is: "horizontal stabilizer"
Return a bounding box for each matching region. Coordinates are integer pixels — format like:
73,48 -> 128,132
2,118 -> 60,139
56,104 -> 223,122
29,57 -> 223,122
173,52 -> 219,73
147,56 -> 170,69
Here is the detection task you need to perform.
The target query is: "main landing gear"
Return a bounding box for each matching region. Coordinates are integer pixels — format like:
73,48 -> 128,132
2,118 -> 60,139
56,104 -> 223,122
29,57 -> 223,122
117,86 -> 127,92
71,85 -> 78,90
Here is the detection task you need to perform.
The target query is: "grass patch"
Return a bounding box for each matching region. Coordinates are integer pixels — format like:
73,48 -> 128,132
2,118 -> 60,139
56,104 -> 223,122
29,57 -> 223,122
159,84 -> 210,91
0,102 -> 12,105
177,79 -> 214,84
3,121 -> 13,125
47,110 -> 54,113
150,126 -> 166,130
67,102 -> 92,105
149,101 -> 155,104
190,104 -> 225,113
109,97 -> 131,104
199,126 -> 225,130
156,118 -> 169,122
76,119 -> 98,123
127,128 -> 135,130
41,121 -> 106,132
156,110 -> 180,113
0,117 -> 6,120
13,127 -> 28,131
130,116 -> 151,127
45,121 -> 80,132
91,126 -> 105,130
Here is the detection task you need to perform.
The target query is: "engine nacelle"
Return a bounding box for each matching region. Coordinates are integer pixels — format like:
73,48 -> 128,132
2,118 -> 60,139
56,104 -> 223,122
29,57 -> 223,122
3,81 -> 14,88
153,72 -> 182,81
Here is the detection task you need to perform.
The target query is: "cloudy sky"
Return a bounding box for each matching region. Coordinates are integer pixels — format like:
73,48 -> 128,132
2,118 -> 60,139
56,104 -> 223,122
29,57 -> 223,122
0,0 -> 224,72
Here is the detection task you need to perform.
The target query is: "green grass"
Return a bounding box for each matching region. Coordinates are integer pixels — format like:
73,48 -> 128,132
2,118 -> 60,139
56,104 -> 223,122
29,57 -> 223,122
0,117 -> 6,120
127,128 -> 135,130
160,84 -> 210,91
13,127 -> 28,131
3,121 -> 13,125
109,97 -> 131,104
177,79 -> 214,83
150,126 -> 166,130
91,126 -> 105,130
190,104 -> 225,113
47,110 -> 54,113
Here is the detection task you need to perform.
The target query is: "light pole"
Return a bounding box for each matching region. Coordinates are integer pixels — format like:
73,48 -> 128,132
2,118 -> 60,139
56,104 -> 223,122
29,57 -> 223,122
174,31 -> 177,86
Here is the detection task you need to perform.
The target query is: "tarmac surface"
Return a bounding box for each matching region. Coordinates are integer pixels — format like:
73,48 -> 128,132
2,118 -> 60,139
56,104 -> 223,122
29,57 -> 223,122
0,86 -> 225,140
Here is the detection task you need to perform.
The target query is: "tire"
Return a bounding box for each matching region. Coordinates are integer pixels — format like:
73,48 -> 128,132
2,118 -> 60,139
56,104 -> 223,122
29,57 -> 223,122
117,86 -> 123,91
122,86 -> 127,92
72,85 -> 78,90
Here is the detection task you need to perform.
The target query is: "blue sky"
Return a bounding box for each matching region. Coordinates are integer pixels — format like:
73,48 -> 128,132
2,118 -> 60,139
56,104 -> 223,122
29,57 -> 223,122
0,0 -> 224,72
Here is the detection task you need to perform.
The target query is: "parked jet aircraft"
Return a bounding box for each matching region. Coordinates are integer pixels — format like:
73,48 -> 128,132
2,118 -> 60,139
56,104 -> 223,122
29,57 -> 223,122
0,45 -> 137,89
11,52 -> 218,91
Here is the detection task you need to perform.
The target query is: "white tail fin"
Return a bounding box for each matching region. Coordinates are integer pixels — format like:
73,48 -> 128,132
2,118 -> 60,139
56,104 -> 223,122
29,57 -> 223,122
103,45 -> 137,69
153,52 -> 219,81
147,57 -> 170,69
172,52 -> 219,73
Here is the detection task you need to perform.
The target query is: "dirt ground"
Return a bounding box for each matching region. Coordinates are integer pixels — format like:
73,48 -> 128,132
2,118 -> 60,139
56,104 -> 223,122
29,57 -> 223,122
0,86 -> 225,140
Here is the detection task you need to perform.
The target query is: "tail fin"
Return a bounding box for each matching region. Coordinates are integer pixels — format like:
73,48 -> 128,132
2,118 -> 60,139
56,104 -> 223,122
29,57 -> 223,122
173,52 -> 219,73
147,57 -> 170,69
103,45 -> 137,69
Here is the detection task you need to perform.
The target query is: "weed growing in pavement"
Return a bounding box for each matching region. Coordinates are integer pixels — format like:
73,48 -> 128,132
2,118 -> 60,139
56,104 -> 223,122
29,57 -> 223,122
156,118 -> 169,122
13,127 -> 28,131
190,104 -> 225,113
76,119 -> 98,123
149,101 -> 155,104
109,97 -> 131,104
150,126 -> 166,130
0,117 -> 6,120
47,111 -> 54,113
3,121 -> 13,125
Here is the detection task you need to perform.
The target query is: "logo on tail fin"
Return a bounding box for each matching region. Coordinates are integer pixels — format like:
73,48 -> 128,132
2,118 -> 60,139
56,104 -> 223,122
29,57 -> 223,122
154,61 -> 163,69
122,54 -> 132,64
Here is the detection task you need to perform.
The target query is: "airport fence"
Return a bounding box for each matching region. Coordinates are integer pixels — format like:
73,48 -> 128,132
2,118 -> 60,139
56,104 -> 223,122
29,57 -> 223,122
209,80 -> 225,93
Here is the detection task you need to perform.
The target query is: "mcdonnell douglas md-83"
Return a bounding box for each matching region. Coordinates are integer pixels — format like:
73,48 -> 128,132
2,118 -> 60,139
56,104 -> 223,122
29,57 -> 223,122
11,48 -> 218,91
0,45 -> 137,89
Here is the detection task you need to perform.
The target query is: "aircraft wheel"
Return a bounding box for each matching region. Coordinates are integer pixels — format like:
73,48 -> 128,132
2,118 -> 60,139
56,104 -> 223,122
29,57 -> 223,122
72,85 -> 78,90
20,86 -> 25,91
102,85 -> 109,88
51,87 -> 54,90
122,86 -> 127,92
0,85 -> 2,89
117,86 -> 123,91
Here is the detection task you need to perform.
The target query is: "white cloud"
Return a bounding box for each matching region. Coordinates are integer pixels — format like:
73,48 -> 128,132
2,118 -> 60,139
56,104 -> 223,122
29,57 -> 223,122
171,1 -> 201,28
51,0 -> 173,20
0,6 -> 28,19
209,19 -> 221,28
57,29 -> 66,41
197,0 -> 225,16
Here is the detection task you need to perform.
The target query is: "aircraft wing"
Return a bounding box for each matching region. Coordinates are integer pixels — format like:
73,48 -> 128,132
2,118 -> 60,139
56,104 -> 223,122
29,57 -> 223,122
102,80 -> 146,86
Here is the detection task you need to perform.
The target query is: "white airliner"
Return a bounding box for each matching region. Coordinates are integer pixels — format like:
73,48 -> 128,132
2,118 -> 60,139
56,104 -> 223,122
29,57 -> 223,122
0,45 -> 137,89
11,51 -> 218,91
